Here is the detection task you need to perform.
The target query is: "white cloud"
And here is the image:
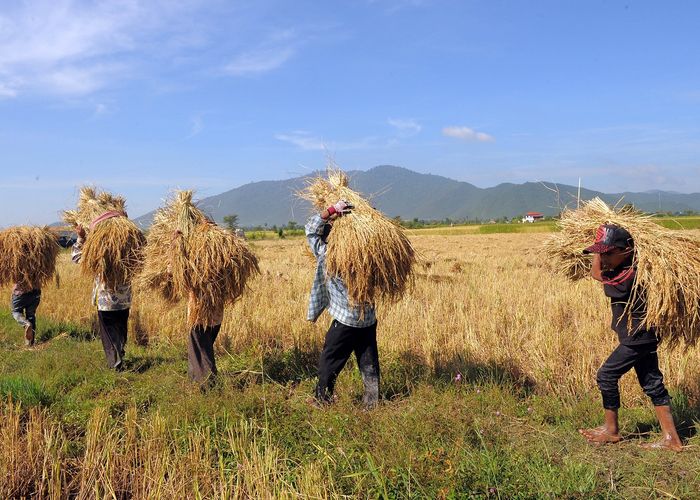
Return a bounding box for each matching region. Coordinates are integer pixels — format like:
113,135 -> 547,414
442,125 -> 494,142
225,47 -> 296,76
0,81 -> 18,98
224,31 -> 298,76
275,131 -> 382,151
188,115 -> 204,138
387,118 -> 421,136
43,63 -> 128,95
93,103 -> 108,116
275,131 -> 325,151
0,0 -> 205,97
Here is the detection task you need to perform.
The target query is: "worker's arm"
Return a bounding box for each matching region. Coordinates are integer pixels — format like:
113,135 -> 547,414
305,214 -> 329,259
305,200 -> 353,258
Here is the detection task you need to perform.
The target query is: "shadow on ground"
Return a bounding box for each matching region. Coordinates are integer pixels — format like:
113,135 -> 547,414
244,343 -> 537,401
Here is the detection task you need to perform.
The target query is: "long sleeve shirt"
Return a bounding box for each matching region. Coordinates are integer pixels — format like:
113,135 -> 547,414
305,214 -> 376,328
71,239 -> 131,311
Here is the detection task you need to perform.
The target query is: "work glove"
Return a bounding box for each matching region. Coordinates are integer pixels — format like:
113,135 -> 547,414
327,200 -> 354,217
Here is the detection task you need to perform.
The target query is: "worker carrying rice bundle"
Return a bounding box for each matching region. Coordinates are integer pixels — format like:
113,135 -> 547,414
301,168 -> 416,407
545,198 -> 700,451
65,187 -> 146,371
0,226 -> 60,346
138,191 -> 259,387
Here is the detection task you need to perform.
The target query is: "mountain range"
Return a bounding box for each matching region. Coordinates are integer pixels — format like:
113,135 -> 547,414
133,165 -> 700,228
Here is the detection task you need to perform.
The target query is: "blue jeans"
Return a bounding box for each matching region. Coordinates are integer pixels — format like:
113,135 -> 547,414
11,290 -> 41,331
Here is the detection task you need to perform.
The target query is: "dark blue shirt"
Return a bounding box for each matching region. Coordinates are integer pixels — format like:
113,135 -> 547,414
603,265 -> 658,345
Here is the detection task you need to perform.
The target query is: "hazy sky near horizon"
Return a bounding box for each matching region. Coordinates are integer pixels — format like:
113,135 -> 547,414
1,0 -> 699,225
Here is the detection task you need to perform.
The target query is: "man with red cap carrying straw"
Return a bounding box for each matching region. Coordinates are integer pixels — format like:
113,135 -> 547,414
71,210 -> 131,371
578,224 -> 683,451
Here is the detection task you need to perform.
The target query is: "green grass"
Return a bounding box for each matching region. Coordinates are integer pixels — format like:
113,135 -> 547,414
2,310 -> 700,497
242,216 -> 700,239
245,229 -> 306,240
654,217 -> 700,230
477,222 -> 559,234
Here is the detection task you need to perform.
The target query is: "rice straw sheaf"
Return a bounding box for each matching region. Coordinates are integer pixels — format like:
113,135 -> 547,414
138,191 -> 259,327
62,186 -> 127,229
0,226 -> 60,290
544,197 -> 700,347
64,186 -> 145,289
80,217 -> 146,289
300,168 -> 416,306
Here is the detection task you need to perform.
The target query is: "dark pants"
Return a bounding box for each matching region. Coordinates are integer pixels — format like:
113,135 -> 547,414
97,309 -> 129,370
315,320 -> 380,405
188,324 -> 221,384
11,290 -> 41,331
596,342 -> 671,410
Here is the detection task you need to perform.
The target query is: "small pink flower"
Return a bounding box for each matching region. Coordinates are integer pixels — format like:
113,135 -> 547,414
454,372 -> 462,382
527,406 -> 533,413
495,411 -> 501,416
476,389 -> 481,394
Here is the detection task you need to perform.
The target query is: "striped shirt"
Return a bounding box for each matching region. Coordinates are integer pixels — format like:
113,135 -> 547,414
305,214 -> 376,328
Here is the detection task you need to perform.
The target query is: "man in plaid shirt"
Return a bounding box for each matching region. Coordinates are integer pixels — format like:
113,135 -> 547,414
306,200 -> 379,407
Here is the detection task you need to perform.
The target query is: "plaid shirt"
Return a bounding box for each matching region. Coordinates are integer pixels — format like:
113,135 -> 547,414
306,214 -> 376,328
71,239 -> 131,311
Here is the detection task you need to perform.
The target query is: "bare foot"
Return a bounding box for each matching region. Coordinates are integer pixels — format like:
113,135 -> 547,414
24,324 -> 35,347
578,426 -> 621,444
639,436 -> 683,452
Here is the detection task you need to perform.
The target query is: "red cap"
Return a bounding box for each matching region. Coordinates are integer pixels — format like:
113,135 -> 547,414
583,224 -> 633,254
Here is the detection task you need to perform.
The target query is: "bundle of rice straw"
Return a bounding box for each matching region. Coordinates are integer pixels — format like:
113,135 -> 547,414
300,168 -> 416,305
63,187 -> 146,289
0,226 -> 60,290
138,191 -> 259,327
63,187 -> 126,229
544,197 -> 700,347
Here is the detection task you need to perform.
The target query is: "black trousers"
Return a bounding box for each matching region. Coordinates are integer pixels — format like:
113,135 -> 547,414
188,324 -> 221,384
97,309 -> 129,370
315,320 -> 380,405
11,290 -> 41,331
596,342 -> 671,410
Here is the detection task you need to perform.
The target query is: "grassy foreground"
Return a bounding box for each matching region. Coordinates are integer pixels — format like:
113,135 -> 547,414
4,230 -> 700,498
1,310 -> 700,498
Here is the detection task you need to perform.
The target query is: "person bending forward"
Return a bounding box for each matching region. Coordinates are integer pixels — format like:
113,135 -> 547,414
578,224 -> 682,452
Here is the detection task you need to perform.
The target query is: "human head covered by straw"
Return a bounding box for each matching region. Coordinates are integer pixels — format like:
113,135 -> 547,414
301,167 -> 416,306
63,186 -> 145,290
544,197 -> 700,347
0,226 -> 60,291
138,190 -> 259,328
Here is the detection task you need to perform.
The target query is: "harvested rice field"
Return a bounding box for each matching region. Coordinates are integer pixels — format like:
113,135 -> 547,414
2,230 -> 700,498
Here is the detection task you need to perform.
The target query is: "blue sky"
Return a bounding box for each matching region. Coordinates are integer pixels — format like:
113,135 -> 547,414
1,0 -> 699,225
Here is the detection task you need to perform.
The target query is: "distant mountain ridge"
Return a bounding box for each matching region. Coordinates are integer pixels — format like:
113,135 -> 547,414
133,165 -> 700,228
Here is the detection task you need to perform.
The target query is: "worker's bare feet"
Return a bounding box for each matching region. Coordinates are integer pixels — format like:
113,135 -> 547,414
639,436 -> 683,452
578,426 -> 621,444
24,324 -> 35,347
